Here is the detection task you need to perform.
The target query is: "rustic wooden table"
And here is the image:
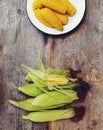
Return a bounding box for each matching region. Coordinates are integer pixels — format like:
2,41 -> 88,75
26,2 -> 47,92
0,0 -> 103,130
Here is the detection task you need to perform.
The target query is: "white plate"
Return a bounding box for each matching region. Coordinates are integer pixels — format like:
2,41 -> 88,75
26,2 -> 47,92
27,0 -> 86,35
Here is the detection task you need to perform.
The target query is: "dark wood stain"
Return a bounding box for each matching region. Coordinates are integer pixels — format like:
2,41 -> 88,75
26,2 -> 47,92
0,45 -> 3,51
50,39 -> 57,68
0,69 -> 6,130
71,106 -> 86,122
43,34 -> 49,45
75,78 -> 90,101
0,70 -> 5,113
51,39 -> 57,51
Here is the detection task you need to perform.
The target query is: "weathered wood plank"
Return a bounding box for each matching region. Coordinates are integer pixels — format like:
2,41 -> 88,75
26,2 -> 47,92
0,0 -> 103,130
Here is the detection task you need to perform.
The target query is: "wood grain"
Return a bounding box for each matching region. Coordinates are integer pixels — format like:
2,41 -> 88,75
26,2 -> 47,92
0,0 -> 103,130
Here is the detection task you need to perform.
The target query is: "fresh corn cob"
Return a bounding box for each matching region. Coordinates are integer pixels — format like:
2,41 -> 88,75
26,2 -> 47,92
22,57 -> 77,88
34,9 -> 53,27
60,0 -> 77,16
9,99 -> 66,111
54,12 -> 69,25
25,68 -> 69,82
22,108 -> 75,122
17,83 -> 78,97
18,84 -> 43,97
39,8 -> 63,31
32,90 -> 78,107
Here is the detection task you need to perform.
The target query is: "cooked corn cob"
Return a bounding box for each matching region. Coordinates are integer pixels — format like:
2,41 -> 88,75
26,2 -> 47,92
35,9 -> 52,27
54,12 -> 68,25
35,8 -> 63,31
22,108 -> 75,122
41,8 -> 63,31
60,0 -> 77,16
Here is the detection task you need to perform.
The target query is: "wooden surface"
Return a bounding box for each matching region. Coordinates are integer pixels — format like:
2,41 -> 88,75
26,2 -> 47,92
0,0 -> 103,130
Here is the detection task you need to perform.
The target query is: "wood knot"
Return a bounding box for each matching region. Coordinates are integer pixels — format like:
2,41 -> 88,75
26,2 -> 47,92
17,9 -> 22,15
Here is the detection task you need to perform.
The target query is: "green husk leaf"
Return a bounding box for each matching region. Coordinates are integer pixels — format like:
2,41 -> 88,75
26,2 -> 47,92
29,73 -> 47,87
18,84 -> 43,97
9,98 -> 38,111
49,86 -> 73,97
60,83 -> 79,89
35,85 -> 54,98
22,108 -> 75,122
45,68 -> 69,77
38,52 -> 45,72
21,64 -> 45,79
25,73 -> 32,82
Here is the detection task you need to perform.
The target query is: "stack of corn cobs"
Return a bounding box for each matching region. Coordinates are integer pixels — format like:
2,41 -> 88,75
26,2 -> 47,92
33,0 -> 77,31
9,54 -> 80,122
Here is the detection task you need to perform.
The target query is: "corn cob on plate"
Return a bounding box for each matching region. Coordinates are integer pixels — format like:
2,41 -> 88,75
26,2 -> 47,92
27,0 -> 86,35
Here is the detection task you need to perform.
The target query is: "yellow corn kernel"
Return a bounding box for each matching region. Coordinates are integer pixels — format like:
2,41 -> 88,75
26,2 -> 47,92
34,9 -> 52,27
54,12 -> 69,25
45,75 -> 68,85
40,8 -> 63,31
46,81 -> 67,85
60,0 -> 77,16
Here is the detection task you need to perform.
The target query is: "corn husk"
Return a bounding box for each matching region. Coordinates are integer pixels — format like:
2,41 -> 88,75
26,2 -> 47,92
32,90 -> 78,107
9,99 -> 66,111
22,108 -> 75,122
17,83 -> 79,97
